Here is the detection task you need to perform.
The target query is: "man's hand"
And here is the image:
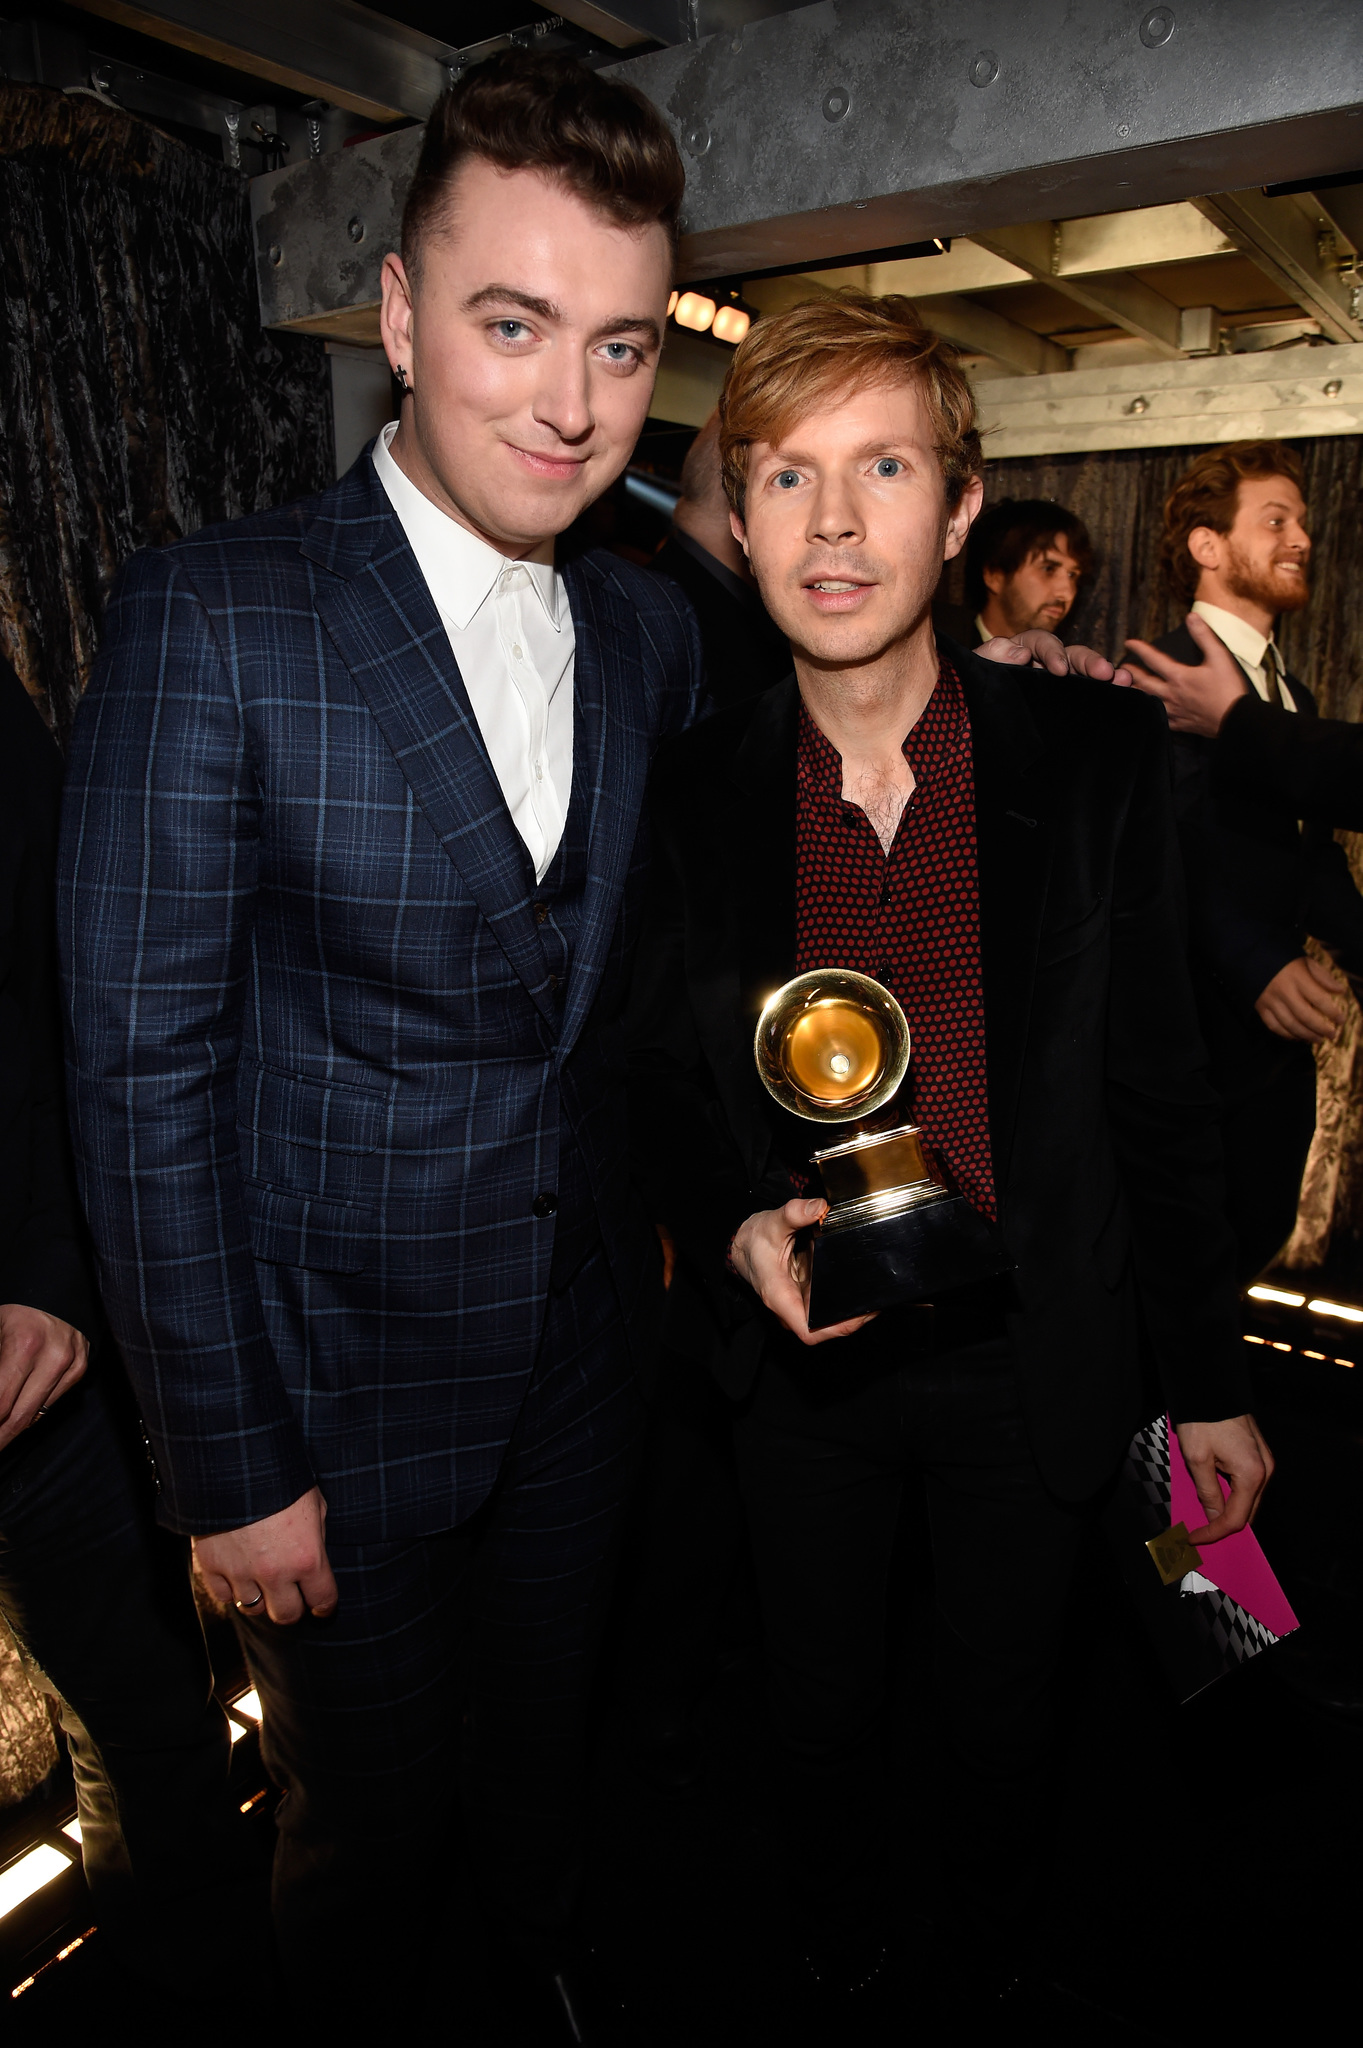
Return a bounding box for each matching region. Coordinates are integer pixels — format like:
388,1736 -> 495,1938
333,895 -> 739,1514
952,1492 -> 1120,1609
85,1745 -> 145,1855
1255,955 -> 1347,1042
0,1305 -> 88,1452
1174,1414 -> 1274,1545
1121,614 -> 1249,735
193,1485 -> 338,1625
977,629 -> 1134,687
729,1197 -> 875,1347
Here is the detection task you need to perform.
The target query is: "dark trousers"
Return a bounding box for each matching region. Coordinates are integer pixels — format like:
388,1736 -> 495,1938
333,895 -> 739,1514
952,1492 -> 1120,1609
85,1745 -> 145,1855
732,1317 -> 1082,1947
624,1342 -> 749,1725
0,1366 -> 245,1982
237,1247 -> 642,2022
1219,1055 -> 1317,1284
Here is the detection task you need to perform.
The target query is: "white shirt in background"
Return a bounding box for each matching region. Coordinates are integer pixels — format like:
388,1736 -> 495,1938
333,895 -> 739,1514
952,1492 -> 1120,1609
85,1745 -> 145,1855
1191,600 -> 1297,715
372,419 -> 575,881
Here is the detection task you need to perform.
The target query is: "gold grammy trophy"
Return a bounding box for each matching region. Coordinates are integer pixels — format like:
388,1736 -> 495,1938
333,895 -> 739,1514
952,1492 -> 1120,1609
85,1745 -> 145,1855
754,970 -> 1012,1329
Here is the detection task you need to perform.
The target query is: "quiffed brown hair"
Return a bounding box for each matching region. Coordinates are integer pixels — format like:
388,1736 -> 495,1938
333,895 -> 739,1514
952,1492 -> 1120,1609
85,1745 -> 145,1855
401,51 -> 684,284
718,290 -> 982,514
1161,440 -> 1306,603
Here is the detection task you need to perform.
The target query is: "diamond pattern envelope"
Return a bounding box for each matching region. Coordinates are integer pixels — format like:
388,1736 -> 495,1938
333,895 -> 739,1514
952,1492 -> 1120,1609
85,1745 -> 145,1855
1102,1412 -> 1299,1702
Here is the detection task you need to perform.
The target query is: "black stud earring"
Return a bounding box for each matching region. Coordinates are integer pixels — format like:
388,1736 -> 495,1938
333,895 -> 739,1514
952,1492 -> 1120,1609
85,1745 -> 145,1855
396,364 -> 412,394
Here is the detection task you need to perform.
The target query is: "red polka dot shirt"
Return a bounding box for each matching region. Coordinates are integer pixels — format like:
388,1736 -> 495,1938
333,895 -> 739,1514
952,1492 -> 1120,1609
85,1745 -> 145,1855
793,658 -> 997,1219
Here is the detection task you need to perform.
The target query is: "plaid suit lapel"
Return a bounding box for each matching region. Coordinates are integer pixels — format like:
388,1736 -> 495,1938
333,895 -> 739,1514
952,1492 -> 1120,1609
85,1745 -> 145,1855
557,556 -> 650,1059
304,465 -> 555,1019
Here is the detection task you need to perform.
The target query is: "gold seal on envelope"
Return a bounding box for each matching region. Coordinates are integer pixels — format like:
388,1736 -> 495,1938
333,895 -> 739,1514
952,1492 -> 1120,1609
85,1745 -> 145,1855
1146,1522 -> 1203,1587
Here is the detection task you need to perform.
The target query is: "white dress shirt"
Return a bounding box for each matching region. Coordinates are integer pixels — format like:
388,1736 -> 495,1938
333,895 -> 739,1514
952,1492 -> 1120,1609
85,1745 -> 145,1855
372,420 -> 574,881
1191,600 -> 1296,714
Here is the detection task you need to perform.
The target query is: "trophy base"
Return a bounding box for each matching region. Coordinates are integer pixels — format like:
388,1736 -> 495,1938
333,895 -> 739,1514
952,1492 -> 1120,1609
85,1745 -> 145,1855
806,1190 -> 1013,1329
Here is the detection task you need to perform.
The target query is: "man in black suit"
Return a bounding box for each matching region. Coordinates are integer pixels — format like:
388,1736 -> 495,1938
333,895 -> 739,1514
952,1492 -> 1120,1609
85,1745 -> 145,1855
628,292 -> 1269,2005
1125,612 -> 1363,831
1134,442 -> 1363,1280
651,409 -> 790,709
0,656 -> 251,1998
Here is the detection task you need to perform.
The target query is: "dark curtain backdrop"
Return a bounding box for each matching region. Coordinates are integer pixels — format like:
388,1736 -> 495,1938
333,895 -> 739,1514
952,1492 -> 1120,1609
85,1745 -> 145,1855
945,435 -> 1363,1274
940,435 -> 1363,723
0,82 -> 333,741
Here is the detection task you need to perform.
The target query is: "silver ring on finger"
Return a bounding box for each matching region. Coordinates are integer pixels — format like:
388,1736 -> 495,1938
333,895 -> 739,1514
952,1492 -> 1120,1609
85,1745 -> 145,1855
235,1591 -> 264,1610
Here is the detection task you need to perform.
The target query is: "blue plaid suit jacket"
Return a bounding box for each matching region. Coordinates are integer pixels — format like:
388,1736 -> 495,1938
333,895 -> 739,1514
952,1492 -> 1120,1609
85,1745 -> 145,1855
58,452 -> 703,1539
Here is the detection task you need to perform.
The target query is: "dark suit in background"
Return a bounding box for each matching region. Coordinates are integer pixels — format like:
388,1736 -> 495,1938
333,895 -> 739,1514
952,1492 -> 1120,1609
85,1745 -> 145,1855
1157,623 -> 1363,1279
652,529 -> 790,711
0,658 -> 247,1989
59,455 -> 702,2019
629,648 -> 1250,1944
1213,691 -> 1363,832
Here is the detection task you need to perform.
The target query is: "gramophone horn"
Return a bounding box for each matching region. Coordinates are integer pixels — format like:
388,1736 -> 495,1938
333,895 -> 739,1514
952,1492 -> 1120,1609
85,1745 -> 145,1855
754,969 -> 910,1125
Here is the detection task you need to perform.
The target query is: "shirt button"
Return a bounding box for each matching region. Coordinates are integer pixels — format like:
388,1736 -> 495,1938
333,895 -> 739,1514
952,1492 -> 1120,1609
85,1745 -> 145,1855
512,644 -> 523,659
532,1192 -> 558,1218
535,761 -> 544,780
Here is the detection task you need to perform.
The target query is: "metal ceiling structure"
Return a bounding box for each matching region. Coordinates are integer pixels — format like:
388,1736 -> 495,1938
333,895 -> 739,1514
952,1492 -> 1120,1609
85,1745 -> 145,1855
6,0 -> 1363,450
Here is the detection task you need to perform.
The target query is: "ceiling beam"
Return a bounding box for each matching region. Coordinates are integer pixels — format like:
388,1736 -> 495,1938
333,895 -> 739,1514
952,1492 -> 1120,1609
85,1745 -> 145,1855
970,222 -> 1185,358
76,0 -> 460,122
607,0 -> 1363,281
976,342 -> 1363,458
1193,188 -> 1363,344
553,0 -> 683,45
913,293 -> 1069,377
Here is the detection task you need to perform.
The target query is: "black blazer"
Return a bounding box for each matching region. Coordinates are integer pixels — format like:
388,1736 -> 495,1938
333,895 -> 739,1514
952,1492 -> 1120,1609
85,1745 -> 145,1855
650,534 -> 791,713
1158,624 -> 1363,1101
1213,692 -> 1363,832
0,659 -> 96,1334
628,645 -> 1250,1501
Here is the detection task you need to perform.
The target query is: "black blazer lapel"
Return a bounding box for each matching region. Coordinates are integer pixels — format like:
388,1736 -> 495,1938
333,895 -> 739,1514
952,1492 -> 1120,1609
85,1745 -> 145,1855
959,650 -> 1053,1191
732,675 -> 800,1029
302,472 -> 555,1018
715,676 -> 799,1183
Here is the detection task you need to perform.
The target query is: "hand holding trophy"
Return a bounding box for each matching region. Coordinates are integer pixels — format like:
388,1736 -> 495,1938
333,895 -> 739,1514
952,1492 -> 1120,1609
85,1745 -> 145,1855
753,970 -> 1012,1329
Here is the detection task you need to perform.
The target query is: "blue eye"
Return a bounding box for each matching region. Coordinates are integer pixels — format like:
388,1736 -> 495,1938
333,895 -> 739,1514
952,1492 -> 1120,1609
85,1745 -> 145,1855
496,320 -> 529,341
874,458 -> 902,478
775,470 -> 801,490
602,341 -> 634,362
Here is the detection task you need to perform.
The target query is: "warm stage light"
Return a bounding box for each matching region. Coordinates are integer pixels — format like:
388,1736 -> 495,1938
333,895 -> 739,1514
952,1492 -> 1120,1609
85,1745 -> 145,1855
666,289 -> 679,316
712,305 -> 750,344
1248,1285 -> 1306,1307
229,1720 -> 247,1743
0,1845 -> 71,1922
232,1688 -> 262,1722
1308,1297 -> 1363,1323
673,292 -> 716,332
1303,1349 -> 1326,1360
61,1819 -> 81,1845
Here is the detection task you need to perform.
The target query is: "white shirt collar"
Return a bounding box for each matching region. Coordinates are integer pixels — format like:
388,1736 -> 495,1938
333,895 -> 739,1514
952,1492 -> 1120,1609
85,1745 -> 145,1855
1190,600 -> 1274,677
372,420 -> 561,634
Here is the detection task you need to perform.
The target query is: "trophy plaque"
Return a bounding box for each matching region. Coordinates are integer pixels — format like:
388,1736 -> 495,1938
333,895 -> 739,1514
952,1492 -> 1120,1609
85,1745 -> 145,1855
754,969 -> 1012,1329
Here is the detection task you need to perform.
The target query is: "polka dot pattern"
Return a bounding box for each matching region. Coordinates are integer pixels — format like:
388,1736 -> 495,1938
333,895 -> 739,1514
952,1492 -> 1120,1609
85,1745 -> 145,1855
793,659 -> 997,1220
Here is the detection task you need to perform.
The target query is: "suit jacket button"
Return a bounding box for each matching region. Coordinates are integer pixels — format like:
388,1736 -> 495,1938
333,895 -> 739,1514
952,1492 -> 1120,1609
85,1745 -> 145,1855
533,901 -> 550,923
532,1192 -> 558,1218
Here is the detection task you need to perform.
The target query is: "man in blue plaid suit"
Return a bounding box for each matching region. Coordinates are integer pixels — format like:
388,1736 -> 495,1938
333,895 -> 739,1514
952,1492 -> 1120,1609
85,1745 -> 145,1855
59,55 -> 698,2037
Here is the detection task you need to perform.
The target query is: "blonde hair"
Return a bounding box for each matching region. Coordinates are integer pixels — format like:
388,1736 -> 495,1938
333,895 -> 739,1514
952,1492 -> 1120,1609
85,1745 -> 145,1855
718,289 -> 982,514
